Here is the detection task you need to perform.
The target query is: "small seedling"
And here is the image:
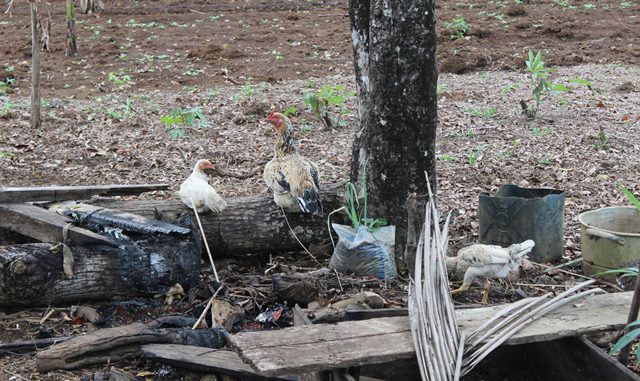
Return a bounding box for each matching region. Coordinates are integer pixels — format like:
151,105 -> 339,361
340,171 -> 387,233
520,50 -> 569,119
108,72 -> 132,86
467,145 -> 486,166
444,17 -> 470,40
531,127 -> 552,136
303,84 -> 354,129
283,105 -> 298,116
160,107 -> 209,140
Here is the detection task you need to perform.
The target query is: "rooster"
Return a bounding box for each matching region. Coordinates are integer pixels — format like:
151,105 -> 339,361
449,240 -> 535,304
263,112 -> 322,214
179,159 -> 227,213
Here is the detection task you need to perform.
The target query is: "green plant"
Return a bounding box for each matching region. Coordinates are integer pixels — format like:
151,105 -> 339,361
466,106 -> 497,118
232,83 -> 255,103
531,127 -> 552,136
0,151 -> 15,158
444,17 -> 470,40
108,72 -> 132,86
521,50 -> 569,119
583,3 -> 596,9
303,84 -> 353,129
160,107 -> 209,140
283,105 -> 298,116
467,145 -> 486,166
341,172 -> 387,233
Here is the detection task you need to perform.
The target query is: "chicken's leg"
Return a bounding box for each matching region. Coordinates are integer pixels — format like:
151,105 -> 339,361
480,279 -> 491,304
451,282 -> 471,296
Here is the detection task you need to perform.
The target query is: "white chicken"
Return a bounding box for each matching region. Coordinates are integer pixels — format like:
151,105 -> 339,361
179,159 -> 227,213
449,240 -> 535,304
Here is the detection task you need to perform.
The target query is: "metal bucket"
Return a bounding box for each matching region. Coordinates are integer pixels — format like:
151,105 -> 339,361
579,206 -> 640,276
479,184 -> 565,263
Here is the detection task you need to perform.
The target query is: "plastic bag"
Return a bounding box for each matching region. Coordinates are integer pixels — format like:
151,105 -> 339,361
329,223 -> 397,280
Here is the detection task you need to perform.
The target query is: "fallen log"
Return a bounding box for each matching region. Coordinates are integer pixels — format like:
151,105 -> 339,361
0,336 -> 71,354
36,317 -> 226,371
92,184 -> 345,257
0,233 -> 199,308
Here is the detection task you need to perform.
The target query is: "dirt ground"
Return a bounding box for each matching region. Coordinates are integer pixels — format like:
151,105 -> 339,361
1,0 -> 640,380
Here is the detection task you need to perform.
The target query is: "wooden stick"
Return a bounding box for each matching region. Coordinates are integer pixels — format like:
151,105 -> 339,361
189,197 -> 219,282
29,0 -> 41,129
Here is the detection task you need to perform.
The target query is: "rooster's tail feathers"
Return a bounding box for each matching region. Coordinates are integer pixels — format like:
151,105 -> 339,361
297,188 -> 323,215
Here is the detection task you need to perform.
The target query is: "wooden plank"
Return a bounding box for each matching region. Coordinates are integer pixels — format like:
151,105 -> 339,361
230,291 -> 632,376
0,203 -> 116,246
0,184 -> 169,203
141,344 -> 292,381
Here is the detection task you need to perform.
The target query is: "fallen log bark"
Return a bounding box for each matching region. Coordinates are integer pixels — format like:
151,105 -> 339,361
0,232 -> 199,308
36,317 -> 226,371
92,184 -> 345,257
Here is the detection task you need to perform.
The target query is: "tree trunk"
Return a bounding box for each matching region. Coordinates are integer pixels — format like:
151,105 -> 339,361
65,0 -> 77,57
349,0 -> 438,261
29,0 -> 41,129
0,235 -> 199,308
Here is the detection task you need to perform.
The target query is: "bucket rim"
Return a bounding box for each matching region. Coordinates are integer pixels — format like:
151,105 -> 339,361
578,206 -> 640,238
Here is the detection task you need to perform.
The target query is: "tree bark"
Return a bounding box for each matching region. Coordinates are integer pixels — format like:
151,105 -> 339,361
65,0 -> 77,57
0,235 -> 199,308
29,0 -> 41,129
349,0 -> 438,261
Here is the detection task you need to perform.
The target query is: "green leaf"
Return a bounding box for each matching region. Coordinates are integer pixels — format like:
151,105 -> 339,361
168,128 -> 185,140
620,185 -> 640,211
627,320 -> 640,329
596,267 -> 638,277
610,328 -> 640,355
568,77 -> 593,87
550,83 -> 570,92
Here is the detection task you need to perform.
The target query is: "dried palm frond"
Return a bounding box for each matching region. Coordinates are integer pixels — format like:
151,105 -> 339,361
409,176 -> 461,381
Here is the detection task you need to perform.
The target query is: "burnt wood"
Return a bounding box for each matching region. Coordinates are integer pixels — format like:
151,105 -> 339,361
0,234 -> 199,308
0,184 -> 169,203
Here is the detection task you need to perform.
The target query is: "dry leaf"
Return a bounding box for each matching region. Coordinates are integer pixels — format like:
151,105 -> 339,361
596,100 -> 606,108
71,305 -> 102,324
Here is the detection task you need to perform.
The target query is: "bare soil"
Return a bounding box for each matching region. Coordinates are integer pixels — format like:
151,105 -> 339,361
1,0 -> 640,379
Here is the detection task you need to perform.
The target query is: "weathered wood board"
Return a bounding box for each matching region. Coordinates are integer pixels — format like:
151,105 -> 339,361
0,203 -> 116,246
141,344 -> 292,381
0,184 -> 169,203
230,291 -> 632,376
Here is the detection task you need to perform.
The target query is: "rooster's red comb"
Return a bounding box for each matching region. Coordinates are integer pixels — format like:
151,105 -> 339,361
267,111 -> 276,119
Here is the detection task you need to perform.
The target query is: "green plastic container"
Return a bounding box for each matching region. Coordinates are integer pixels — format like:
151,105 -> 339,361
579,206 -> 640,276
479,184 -> 565,263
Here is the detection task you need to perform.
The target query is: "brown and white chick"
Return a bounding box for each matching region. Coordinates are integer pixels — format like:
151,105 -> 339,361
263,112 -> 322,214
179,159 -> 227,213
449,240 -> 535,304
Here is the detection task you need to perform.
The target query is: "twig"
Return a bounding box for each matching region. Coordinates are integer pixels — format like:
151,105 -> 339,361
191,285 -> 223,330
4,0 -> 14,17
542,257 -> 582,273
4,369 -> 29,381
189,196 -> 219,282
280,207 -> 321,265
39,307 -> 55,325
532,262 -> 623,291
